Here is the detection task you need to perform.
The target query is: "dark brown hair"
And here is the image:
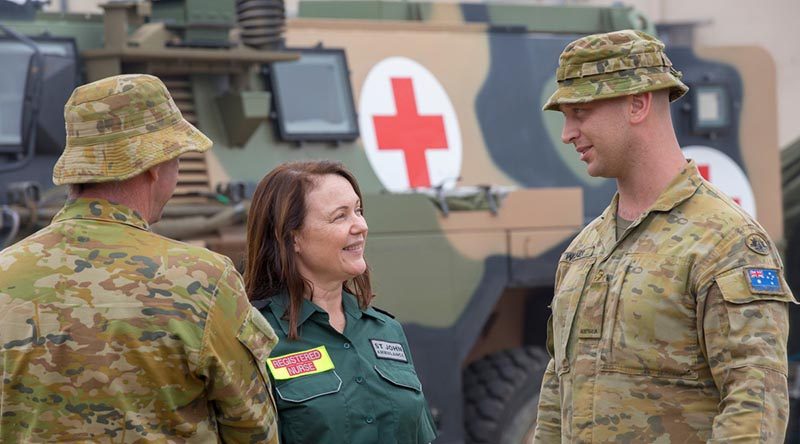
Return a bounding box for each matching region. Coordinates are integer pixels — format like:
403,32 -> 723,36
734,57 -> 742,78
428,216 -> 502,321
244,160 -> 373,339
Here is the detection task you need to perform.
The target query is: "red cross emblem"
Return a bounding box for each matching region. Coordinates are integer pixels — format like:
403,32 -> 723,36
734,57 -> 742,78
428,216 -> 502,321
360,57 -> 462,192
372,78 -> 449,188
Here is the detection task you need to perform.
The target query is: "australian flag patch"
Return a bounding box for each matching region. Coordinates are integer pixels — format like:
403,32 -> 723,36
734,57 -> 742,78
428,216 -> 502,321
745,268 -> 783,294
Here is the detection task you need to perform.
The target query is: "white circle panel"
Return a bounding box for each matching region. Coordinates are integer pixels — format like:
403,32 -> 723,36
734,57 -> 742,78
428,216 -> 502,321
682,145 -> 756,218
359,57 -> 462,191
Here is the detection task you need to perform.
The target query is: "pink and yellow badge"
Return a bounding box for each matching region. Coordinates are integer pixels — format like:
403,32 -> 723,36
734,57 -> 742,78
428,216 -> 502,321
267,346 -> 335,380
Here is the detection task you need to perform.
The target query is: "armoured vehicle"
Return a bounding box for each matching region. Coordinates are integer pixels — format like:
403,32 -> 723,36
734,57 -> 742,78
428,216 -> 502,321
1,0 -> 796,442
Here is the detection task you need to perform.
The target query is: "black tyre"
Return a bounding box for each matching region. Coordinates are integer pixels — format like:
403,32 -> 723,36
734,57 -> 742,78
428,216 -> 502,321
463,346 -> 550,444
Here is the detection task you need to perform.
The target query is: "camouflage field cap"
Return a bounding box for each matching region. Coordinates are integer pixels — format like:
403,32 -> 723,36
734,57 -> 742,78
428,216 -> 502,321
53,74 -> 212,185
543,30 -> 689,111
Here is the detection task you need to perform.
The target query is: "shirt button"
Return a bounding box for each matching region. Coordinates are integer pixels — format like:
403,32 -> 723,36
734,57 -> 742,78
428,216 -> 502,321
365,416 -> 374,424
355,376 -> 364,384
343,343 -> 351,349
594,270 -> 605,281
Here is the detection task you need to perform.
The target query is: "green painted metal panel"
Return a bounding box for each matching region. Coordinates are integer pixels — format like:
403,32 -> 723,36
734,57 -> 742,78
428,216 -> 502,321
485,4 -> 628,33
366,233 -> 485,327
298,0 -> 655,34
192,75 -> 384,191
0,14 -> 105,50
361,194 -> 441,234
299,0 -> 413,20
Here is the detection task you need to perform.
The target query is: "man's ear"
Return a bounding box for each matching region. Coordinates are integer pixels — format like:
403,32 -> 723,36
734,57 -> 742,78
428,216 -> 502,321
145,163 -> 160,184
629,92 -> 652,125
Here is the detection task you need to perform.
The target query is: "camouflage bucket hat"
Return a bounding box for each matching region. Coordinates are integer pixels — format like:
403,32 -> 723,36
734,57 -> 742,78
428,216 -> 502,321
543,30 -> 689,111
53,74 -> 212,185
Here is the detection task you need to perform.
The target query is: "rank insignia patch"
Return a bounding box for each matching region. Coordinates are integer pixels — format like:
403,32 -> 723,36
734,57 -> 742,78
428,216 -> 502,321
746,233 -> 770,255
745,268 -> 783,294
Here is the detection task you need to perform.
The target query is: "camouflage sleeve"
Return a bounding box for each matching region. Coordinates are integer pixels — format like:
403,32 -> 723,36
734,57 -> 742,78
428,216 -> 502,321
696,226 -> 796,443
199,263 -> 280,444
532,315 -> 561,443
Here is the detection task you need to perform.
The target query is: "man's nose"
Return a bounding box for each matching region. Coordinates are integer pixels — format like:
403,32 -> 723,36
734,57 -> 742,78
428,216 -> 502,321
561,117 -> 578,145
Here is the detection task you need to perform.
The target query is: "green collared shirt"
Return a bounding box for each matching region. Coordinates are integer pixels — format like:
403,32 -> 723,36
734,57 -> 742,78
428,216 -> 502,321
259,292 -> 437,444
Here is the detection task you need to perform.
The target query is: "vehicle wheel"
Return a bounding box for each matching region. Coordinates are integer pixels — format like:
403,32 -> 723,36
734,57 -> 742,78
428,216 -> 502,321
463,346 -> 550,444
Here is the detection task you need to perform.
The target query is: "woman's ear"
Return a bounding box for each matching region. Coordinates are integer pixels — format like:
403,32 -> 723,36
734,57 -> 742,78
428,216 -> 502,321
293,232 -> 301,254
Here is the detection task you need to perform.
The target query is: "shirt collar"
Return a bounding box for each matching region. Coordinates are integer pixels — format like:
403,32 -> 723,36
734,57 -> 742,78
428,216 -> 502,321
644,159 -> 703,215
593,160 -> 702,252
268,289 -> 383,336
52,198 -> 149,232
346,292 -> 386,323
600,160 -> 701,220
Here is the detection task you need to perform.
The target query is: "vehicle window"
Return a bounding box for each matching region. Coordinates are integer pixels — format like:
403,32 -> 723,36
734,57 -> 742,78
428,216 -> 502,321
0,41 -> 32,147
692,84 -> 730,132
268,49 -> 359,142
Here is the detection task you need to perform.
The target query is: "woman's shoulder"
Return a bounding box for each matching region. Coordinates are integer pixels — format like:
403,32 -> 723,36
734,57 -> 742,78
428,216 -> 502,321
253,297 -> 288,338
365,305 -> 407,334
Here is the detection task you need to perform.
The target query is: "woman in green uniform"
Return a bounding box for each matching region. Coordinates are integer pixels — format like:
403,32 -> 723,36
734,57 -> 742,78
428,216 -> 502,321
244,160 -> 437,444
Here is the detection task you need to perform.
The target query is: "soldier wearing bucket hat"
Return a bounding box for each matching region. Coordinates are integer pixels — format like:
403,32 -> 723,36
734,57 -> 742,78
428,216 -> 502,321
534,31 -> 795,443
0,74 -> 280,442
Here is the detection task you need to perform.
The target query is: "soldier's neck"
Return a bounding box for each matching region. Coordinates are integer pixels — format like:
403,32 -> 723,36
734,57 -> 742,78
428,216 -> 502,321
75,181 -> 157,224
615,142 -> 685,221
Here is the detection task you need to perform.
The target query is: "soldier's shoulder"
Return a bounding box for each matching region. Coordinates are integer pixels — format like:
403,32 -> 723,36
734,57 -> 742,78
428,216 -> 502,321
688,181 -> 777,255
690,181 -> 763,231
148,231 -> 236,269
0,223 -> 63,258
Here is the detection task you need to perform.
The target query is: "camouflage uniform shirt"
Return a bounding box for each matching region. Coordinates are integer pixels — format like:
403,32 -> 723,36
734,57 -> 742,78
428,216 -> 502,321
0,198 -> 279,443
534,161 -> 796,443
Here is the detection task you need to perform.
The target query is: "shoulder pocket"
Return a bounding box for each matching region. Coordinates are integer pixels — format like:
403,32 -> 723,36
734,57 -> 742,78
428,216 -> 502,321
275,370 -> 342,403
237,307 -> 279,382
716,267 -> 796,304
237,307 -> 279,358
374,365 -> 422,392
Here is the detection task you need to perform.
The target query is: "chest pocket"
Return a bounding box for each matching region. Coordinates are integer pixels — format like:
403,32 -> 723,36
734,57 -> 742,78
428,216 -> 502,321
274,370 -> 343,441
552,257 -> 596,372
275,369 -> 342,403
374,365 -> 422,392
604,253 -> 699,379
374,364 -> 426,442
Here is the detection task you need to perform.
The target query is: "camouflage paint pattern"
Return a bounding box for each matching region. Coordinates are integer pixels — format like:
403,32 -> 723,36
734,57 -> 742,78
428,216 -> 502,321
53,74 -> 212,185
0,4 -> 792,442
0,198 -> 279,443
534,162 -> 796,443
543,30 -> 689,111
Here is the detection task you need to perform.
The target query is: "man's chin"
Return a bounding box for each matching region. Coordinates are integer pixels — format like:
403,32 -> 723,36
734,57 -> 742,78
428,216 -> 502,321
585,165 -> 613,179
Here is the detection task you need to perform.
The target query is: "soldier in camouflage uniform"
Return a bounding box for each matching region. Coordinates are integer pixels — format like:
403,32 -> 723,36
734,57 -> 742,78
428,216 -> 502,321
533,30 -> 797,443
0,74 -> 280,442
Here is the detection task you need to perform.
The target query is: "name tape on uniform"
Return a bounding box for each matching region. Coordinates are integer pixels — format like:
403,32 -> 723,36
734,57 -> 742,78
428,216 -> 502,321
370,339 -> 408,362
267,346 -> 335,380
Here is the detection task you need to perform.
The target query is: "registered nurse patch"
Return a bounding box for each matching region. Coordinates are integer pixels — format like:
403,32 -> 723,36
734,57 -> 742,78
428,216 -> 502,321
745,268 -> 783,295
267,346 -> 335,380
370,339 -> 408,363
